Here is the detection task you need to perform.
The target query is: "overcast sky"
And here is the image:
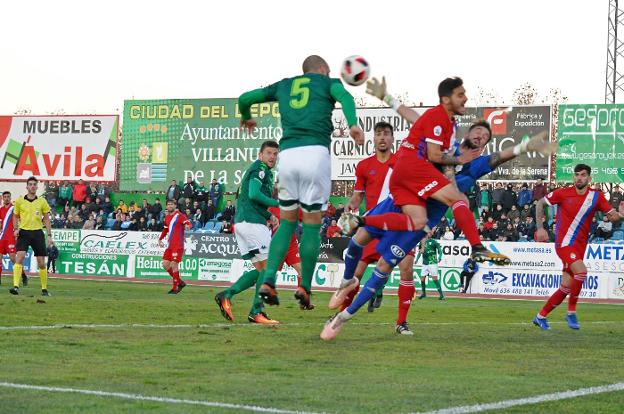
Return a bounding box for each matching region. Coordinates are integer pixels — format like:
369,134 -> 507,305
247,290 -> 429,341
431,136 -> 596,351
0,0 -> 611,115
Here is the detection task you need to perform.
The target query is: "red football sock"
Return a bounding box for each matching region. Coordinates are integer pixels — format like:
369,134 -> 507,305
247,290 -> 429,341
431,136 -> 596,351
397,280 -> 415,325
340,284 -> 360,312
539,286 -> 570,317
172,271 -> 182,284
568,272 -> 587,313
364,213 -> 417,232
451,200 -> 481,246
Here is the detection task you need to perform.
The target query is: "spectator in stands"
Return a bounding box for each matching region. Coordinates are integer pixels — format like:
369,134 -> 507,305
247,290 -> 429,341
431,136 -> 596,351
334,203 -> 345,221
520,204 -> 531,221
72,179 -> 87,209
480,206 -> 491,223
487,222 -> 500,241
78,203 -> 90,221
502,223 -> 519,242
102,196 -> 113,216
498,213 -> 510,230
518,183 -> 532,208
184,208 -> 193,221
182,177 -> 196,201
611,185 -> 623,210
138,216 -> 148,231
442,227 -> 455,240
95,215 -> 105,230
45,181 -> 58,209
149,198 -> 163,222
92,197 -> 103,216
112,216 -> 123,231
501,184 -> 517,213
58,181 -> 73,208
128,217 -> 139,231
117,200 -> 128,214
491,204 -> 504,221
589,217 -> 599,240
88,182 -> 98,201
194,181 -> 208,207
204,199 -> 216,221
326,220 -> 342,238
507,204 -> 520,222
478,183 -> 491,215
127,203 -> 137,220
532,177 -> 547,202
166,180 -> 181,201
52,213 -> 65,229
218,200 -> 235,222
96,183 -> 109,201
518,216 -> 535,241
491,183 -> 504,210
147,217 -> 161,232
323,201 -> 337,228
467,184 -> 479,212
83,197 -> 96,216
140,199 -> 150,219
209,178 -> 221,207
221,220 -> 233,234
596,215 -> 613,239
83,214 -> 96,230
179,198 -> 193,214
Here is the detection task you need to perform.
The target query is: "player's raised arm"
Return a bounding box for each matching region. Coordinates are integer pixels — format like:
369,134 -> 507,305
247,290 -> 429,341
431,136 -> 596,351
488,131 -> 557,169
366,76 -> 421,124
329,82 -> 364,145
238,84 -> 278,132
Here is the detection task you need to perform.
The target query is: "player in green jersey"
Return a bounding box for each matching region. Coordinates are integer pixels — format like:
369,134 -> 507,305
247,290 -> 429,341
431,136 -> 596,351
214,141 -> 282,324
238,55 -> 364,308
415,232 -> 445,300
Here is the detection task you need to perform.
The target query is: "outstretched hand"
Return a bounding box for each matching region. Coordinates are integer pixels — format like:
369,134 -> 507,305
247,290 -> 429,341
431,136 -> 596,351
240,119 -> 257,133
366,76 -> 387,101
526,131 -> 558,156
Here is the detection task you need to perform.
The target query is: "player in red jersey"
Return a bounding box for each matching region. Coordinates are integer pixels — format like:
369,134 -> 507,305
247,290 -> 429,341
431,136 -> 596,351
334,122 -> 416,332
0,191 -> 28,286
340,77 -> 509,265
533,164 -> 622,330
267,206 -> 313,310
158,199 -> 192,294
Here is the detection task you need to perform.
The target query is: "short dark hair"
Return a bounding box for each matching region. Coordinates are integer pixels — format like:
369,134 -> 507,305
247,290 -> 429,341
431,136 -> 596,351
26,176 -> 38,184
302,55 -> 329,73
2,191 -> 10,196
574,164 -> 592,175
468,120 -> 492,141
166,199 -> 176,205
438,77 -> 463,100
260,140 -> 279,152
374,121 -> 394,136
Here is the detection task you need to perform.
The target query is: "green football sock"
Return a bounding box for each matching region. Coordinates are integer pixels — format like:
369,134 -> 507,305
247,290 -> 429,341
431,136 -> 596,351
420,279 -> 427,295
433,278 -> 443,295
375,286 -> 384,298
224,269 -> 259,298
262,219 -> 297,287
250,270 -> 265,315
299,223 -> 321,293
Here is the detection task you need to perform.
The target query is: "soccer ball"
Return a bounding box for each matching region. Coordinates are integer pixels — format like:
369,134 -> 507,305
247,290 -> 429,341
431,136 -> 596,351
340,55 -> 370,86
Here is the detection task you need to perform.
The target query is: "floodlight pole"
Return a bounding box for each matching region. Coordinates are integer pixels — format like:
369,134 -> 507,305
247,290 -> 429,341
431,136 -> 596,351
606,0 -> 624,103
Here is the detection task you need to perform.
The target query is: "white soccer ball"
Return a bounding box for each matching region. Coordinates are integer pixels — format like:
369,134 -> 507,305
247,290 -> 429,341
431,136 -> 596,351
340,55 -> 370,86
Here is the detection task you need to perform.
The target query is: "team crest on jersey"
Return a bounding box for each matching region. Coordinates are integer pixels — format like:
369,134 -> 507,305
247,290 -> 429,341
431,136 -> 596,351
259,170 -> 265,180
433,125 -> 442,136
570,253 -> 576,260
369,169 -> 376,176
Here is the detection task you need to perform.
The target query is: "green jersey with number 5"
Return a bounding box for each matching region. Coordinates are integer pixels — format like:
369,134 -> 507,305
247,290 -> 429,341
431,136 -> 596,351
238,73 -> 357,150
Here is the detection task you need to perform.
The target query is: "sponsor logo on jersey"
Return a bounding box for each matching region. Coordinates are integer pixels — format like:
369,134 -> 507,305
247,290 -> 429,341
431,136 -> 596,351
418,181 -> 438,197
433,126 -> 442,136
391,245 -> 406,258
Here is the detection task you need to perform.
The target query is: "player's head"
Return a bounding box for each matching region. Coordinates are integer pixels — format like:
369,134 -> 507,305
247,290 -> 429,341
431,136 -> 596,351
26,176 -> 38,195
573,163 -> 592,190
302,55 -> 330,76
2,191 -> 10,205
464,120 -> 492,149
166,199 -> 177,212
438,77 -> 467,115
259,140 -> 279,169
373,121 -> 394,153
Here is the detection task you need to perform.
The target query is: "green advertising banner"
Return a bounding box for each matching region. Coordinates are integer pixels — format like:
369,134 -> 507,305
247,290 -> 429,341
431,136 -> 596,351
120,99 -> 282,192
557,104 -> 624,183
57,252 -> 129,277
51,229 -> 81,253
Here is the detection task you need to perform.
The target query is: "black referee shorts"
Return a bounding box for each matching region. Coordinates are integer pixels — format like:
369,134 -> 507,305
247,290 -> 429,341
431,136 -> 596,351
16,229 -> 47,257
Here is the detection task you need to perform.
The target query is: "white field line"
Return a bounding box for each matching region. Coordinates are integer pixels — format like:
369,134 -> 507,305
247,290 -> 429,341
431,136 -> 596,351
0,382 -> 327,414
0,321 -> 622,331
412,382 -> 624,414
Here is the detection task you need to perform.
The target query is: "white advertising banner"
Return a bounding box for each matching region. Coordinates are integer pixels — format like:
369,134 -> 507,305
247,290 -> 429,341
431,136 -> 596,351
0,115 -> 119,181
80,230 -> 164,256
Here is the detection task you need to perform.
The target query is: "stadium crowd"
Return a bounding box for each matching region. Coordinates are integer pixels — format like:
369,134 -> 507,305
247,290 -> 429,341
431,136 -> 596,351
42,179 -> 624,243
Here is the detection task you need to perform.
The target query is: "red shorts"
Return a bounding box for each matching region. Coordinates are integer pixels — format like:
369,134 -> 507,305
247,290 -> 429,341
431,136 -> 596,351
389,153 -> 450,207
279,238 -> 300,270
556,245 -> 584,273
163,248 -> 183,263
0,239 -> 16,255
361,239 -> 415,265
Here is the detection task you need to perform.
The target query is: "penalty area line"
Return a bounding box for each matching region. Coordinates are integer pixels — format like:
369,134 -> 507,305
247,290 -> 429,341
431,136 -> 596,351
0,381 -> 328,414
412,381 -> 624,414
